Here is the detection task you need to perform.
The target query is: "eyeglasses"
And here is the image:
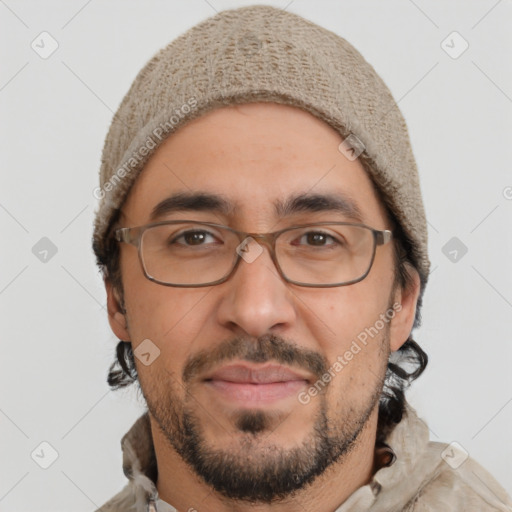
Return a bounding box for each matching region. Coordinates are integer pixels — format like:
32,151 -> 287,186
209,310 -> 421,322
114,220 -> 393,288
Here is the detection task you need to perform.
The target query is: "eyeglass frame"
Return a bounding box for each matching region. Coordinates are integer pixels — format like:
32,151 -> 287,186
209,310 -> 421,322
114,220 -> 393,288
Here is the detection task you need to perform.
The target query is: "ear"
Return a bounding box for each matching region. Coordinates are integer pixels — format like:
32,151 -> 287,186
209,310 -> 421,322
389,265 -> 421,352
105,278 -> 130,340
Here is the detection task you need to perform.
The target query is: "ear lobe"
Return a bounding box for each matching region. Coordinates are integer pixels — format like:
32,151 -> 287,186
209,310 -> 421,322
389,266 -> 421,352
106,278 -> 130,340
113,311 -> 127,329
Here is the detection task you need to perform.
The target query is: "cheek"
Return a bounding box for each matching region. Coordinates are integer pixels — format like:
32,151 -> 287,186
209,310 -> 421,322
298,265 -> 394,398
304,277 -> 393,352
123,274 -> 214,370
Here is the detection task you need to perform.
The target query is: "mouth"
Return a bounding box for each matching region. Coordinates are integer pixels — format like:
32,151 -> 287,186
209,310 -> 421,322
202,363 -> 310,404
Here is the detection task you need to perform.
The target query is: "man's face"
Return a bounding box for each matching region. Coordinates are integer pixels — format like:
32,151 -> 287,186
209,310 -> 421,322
108,103 -> 416,502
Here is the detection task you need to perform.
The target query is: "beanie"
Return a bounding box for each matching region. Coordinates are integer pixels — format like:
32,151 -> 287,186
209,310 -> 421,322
92,4 -> 430,296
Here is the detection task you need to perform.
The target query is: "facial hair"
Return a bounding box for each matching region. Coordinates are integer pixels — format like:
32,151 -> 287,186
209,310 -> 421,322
140,331 -> 388,503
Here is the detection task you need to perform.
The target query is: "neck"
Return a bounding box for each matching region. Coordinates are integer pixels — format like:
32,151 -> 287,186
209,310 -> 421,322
151,406 -> 379,512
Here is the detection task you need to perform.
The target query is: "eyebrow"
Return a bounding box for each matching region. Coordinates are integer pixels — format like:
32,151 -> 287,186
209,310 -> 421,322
275,192 -> 363,222
149,191 -> 363,223
150,192 -> 236,221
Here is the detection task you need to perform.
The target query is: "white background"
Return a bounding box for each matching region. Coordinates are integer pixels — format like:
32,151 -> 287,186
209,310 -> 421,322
1,1 -> 511,510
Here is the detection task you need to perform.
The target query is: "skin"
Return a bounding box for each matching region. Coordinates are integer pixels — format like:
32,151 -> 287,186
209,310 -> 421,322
106,102 -> 420,512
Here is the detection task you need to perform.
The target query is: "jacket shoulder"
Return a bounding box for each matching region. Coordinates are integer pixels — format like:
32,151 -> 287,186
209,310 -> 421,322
95,483 -> 137,512
407,442 -> 512,512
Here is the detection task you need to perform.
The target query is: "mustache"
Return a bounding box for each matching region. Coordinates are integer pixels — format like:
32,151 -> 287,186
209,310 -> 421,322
182,333 -> 328,384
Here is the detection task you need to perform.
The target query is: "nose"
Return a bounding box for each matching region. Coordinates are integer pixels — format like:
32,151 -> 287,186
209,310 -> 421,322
215,238 -> 297,338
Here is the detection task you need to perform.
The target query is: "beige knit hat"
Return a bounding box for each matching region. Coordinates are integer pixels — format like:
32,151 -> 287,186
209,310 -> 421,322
92,4 -> 430,294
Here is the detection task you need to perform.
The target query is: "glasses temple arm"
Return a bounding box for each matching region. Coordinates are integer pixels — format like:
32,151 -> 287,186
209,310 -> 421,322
375,229 -> 393,246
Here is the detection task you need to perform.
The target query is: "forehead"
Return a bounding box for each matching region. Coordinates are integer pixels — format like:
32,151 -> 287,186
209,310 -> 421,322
120,102 -> 388,227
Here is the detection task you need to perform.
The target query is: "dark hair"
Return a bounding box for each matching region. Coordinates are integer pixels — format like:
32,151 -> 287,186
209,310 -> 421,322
376,216 -> 428,444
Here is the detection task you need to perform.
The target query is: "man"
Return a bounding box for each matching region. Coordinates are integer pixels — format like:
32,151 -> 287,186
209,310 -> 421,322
92,5 -> 512,512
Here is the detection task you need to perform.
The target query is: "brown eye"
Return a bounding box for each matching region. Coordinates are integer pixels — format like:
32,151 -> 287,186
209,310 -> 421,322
295,231 -> 338,247
172,230 -> 216,246
306,233 -> 329,245
184,231 -> 208,245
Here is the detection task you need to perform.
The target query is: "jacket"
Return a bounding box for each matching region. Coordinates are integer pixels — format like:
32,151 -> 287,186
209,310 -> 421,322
96,402 -> 512,511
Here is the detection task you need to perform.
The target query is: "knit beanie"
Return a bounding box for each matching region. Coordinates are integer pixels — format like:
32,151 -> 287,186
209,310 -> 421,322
92,4 -> 430,297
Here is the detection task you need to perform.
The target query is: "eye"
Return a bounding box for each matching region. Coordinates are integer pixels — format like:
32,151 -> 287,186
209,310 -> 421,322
172,230 -> 218,246
295,231 -> 339,247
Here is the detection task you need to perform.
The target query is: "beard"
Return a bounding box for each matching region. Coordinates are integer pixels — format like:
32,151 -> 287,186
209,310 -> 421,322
140,332 -> 388,503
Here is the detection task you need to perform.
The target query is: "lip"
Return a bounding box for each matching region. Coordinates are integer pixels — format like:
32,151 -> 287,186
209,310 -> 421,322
203,363 -> 310,404
205,363 -> 310,384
